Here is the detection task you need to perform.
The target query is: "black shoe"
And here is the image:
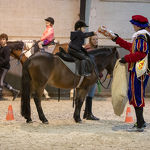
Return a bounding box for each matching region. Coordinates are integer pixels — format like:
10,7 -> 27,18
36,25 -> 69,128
132,122 -> 146,128
127,127 -> 144,132
84,113 -> 99,120
12,90 -> 20,101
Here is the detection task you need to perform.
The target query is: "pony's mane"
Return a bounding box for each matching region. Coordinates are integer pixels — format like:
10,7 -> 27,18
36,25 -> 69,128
7,41 -> 24,50
88,47 -> 114,56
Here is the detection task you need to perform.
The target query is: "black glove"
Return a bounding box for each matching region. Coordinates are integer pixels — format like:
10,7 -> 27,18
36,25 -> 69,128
119,57 -> 126,64
112,33 -> 119,42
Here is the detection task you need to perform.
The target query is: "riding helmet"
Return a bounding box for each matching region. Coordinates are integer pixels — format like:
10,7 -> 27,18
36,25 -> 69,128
74,20 -> 88,30
45,17 -> 55,25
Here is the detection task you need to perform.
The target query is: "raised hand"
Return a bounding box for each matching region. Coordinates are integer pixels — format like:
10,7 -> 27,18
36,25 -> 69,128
98,26 -> 116,40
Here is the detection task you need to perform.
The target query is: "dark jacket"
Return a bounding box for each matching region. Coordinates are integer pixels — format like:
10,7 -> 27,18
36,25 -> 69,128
69,30 -> 94,53
0,45 -> 11,69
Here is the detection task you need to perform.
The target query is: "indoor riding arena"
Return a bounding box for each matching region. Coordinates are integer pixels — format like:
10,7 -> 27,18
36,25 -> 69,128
0,98 -> 150,150
1,0 -> 150,150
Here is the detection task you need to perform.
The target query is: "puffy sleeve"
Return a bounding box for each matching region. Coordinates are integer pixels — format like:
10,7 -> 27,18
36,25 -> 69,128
124,37 -> 148,63
135,36 -> 149,54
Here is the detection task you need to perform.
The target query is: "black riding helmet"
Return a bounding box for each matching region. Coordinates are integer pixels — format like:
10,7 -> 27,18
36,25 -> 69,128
45,17 -> 54,25
74,20 -> 88,30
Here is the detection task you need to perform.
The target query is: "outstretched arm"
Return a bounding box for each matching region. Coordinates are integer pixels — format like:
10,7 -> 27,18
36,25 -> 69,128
98,26 -> 132,51
83,32 -> 95,38
115,37 -> 132,51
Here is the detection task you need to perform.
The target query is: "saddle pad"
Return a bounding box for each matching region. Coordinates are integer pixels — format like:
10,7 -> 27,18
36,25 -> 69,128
23,50 -> 32,58
58,57 -> 79,76
44,45 -> 56,53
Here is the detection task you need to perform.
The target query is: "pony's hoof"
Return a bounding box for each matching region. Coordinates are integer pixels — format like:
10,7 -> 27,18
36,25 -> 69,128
42,120 -> 49,124
77,120 -> 82,123
41,97 -> 51,100
26,119 -> 33,123
74,118 -> 82,123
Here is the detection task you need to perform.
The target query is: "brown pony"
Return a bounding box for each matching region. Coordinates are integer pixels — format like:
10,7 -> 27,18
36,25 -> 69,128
33,40 -> 68,54
8,41 -> 25,64
8,40 -> 69,63
52,43 -> 68,54
8,41 -> 68,99
21,47 -> 119,123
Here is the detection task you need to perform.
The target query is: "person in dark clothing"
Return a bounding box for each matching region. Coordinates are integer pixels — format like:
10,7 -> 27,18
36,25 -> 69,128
0,33 -> 20,100
68,20 -> 96,76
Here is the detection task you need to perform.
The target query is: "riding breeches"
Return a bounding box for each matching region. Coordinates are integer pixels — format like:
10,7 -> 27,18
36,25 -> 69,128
68,48 -> 88,60
128,71 -> 149,107
68,48 -> 93,76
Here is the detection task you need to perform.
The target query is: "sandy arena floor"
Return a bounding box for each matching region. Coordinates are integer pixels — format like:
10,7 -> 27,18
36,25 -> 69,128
0,97 -> 150,150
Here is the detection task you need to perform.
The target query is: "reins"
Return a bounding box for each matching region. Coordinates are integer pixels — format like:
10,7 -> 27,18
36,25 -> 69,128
99,71 -> 112,89
99,76 -> 112,89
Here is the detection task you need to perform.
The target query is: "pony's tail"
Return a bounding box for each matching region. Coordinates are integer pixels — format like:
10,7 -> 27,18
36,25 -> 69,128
21,61 -> 31,118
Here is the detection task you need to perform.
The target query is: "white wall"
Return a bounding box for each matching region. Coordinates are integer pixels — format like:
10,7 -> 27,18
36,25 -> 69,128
0,0 -> 80,77
88,0 -> 150,94
0,0 -> 80,42
88,0 -> 150,45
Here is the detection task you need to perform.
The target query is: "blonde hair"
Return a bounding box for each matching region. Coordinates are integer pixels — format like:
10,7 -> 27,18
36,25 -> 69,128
89,35 -> 98,48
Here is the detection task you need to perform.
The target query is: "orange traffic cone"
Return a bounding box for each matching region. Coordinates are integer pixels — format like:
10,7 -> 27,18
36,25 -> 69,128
125,106 -> 133,123
6,105 -> 14,121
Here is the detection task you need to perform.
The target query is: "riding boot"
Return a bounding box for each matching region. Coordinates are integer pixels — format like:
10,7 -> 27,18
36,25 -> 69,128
3,82 -> 20,100
83,96 -> 99,120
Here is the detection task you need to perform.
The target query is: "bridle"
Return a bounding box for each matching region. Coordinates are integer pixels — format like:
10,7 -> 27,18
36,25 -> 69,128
10,45 -> 30,64
99,72 -> 112,89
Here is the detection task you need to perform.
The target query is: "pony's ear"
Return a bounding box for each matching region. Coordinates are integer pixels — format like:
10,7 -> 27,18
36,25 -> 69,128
112,47 -> 120,59
112,47 -> 117,53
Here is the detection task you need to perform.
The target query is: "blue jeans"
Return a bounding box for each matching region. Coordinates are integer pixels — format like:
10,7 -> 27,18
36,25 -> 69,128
87,84 -> 96,98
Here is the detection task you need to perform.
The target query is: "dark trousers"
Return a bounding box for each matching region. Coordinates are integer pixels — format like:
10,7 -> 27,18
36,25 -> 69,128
0,68 -> 8,97
0,68 -> 18,98
68,48 -> 93,76
134,107 -> 145,128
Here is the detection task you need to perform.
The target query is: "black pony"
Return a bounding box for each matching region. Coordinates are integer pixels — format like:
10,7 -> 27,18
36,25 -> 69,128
21,47 -> 119,123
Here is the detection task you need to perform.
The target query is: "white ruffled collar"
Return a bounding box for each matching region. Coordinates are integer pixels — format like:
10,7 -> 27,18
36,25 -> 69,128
132,29 -> 150,41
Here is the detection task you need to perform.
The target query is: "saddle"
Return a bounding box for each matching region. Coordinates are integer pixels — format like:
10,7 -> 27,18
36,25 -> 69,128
56,47 -> 93,77
43,40 -> 56,53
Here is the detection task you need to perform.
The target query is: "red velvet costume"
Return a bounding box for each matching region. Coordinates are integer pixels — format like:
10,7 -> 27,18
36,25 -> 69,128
112,14 -> 150,131
115,30 -> 149,107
